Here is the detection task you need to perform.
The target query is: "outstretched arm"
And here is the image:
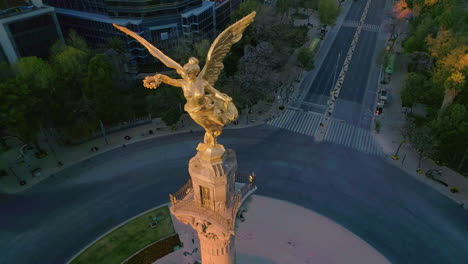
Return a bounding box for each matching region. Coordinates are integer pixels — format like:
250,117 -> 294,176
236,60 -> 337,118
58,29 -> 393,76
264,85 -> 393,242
143,74 -> 183,89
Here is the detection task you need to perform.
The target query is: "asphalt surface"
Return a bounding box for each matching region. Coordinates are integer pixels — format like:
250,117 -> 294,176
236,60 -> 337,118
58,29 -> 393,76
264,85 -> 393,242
300,0 -> 387,128
1,126 -> 468,264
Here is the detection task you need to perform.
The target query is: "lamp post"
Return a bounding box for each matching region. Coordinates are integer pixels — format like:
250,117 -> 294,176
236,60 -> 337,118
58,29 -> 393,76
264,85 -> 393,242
392,140 -> 405,160
99,120 -> 109,145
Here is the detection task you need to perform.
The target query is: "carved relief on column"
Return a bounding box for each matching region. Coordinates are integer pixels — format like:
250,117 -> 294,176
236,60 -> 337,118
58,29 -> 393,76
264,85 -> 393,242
192,219 -> 231,244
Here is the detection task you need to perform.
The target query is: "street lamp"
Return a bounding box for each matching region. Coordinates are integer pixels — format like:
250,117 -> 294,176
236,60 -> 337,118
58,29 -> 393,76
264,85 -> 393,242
392,140 -> 405,160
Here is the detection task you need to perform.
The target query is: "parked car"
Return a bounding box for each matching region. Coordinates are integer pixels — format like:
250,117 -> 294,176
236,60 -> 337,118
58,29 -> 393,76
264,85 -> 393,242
31,168 -> 42,177
425,169 -> 442,179
379,90 -> 388,102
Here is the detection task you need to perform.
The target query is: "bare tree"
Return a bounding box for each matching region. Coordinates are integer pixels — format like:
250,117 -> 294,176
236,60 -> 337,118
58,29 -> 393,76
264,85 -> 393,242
406,123 -> 437,171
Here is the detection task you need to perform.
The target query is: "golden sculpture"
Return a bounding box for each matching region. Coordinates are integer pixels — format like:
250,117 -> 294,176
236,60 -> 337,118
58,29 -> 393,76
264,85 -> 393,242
113,12 -> 256,151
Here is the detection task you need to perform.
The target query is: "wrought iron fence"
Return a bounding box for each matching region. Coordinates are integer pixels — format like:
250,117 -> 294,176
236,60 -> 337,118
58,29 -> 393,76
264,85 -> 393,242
170,172 -> 256,230
229,180 -> 256,219
170,179 -> 192,205
235,172 -> 256,184
172,199 -> 233,232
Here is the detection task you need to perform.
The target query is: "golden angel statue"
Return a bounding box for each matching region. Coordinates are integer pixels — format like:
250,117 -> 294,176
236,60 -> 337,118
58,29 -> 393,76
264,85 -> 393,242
113,12 -> 256,152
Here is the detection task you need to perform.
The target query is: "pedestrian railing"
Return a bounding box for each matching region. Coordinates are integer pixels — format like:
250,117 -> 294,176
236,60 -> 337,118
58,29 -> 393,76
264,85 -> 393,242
170,172 -> 256,231
169,179 -> 192,204
235,172 -> 256,184
171,199 -> 233,232
230,172 -> 256,218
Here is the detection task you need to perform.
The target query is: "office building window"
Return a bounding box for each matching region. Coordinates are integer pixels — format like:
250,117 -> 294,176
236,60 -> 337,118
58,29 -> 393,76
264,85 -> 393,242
8,13 -> 60,59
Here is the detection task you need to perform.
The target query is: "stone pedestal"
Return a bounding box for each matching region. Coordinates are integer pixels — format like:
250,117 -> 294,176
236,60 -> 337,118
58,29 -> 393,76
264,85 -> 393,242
170,144 -> 256,264
199,233 -> 236,264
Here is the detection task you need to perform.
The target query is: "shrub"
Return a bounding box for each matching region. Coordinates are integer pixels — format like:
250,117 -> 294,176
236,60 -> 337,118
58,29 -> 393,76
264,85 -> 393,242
450,187 -> 459,193
374,120 -> 381,132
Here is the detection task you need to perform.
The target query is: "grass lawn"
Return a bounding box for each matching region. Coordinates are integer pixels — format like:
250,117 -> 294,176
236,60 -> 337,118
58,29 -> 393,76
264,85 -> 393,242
71,206 -> 175,264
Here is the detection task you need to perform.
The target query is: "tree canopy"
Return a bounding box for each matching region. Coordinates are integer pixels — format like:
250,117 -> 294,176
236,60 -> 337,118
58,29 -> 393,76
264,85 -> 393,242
318,0 -> 341,25
400,0 -> 468,173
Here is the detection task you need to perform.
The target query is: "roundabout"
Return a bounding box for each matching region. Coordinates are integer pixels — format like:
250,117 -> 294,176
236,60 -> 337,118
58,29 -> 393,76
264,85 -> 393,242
0,126 -> 467,264
157,195 -> 389,264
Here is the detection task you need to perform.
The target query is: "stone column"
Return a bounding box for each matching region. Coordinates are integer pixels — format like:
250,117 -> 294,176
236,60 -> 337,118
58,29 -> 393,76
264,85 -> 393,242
198,229 -> 235,264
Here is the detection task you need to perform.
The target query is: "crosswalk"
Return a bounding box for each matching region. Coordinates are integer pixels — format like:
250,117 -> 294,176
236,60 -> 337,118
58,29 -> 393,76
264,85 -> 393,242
268,107 -> 323,136
362,23 -> 380,33
342,20 -> 360,28
342,20 -> 380,33
267,108 -> 382,156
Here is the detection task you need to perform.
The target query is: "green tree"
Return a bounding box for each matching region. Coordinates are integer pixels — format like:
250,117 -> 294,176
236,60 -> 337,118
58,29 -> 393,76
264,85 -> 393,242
49,40 -> 67,58
15,57 -> 55,95
407,123 -> 437,170
301,0 -> 319,10
231,0 -> 262,21
403,17 -> 436,53
50,46 -> 89,131
297,47 -> 315,70
276,0 -> 291,21
401,72 -> 430,107
193,39 -> 211,66
318,0 -> 340,25
66,30 -> 90,54
0,79 -> 43,151
146,83 -> 184,126
106,37 -> 126,54
431,104 -> 468,168
15,56 -> 56,130
52,46 -> 89,86
84,54 -> 121,123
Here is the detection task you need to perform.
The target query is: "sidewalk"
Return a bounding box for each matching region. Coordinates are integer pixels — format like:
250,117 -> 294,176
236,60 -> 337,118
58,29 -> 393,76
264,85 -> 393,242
155,195 -> 389,264
373,50 -> 468,209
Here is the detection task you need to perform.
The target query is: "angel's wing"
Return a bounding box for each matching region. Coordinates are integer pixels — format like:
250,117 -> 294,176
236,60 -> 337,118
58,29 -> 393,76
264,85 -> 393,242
113,24 -> 187,79
199,11 -> 256,86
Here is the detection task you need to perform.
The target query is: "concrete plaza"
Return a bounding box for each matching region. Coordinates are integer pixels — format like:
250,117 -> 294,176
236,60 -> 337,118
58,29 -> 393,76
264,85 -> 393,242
157,195 -> 389,264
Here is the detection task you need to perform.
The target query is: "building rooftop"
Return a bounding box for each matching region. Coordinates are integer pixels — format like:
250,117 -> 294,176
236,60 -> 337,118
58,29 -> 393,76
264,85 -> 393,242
181,0 -> 214,18
0,1 -> 40,19
0,0 -> 27,10
55,7 -> 142,26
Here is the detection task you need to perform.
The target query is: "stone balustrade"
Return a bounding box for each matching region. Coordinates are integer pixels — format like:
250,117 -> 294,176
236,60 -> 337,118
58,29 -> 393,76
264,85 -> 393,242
170,172 -> 256,231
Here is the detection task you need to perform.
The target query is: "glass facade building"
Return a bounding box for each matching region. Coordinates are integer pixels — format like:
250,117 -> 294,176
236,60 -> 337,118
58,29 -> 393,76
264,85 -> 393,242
212,0 -> 241,32
42,0 -> 107,14
0,1 -> 63,64
43,0 -> 220,67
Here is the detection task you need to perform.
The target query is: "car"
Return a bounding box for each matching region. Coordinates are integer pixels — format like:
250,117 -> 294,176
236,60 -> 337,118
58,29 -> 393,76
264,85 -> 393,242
31,168 -> 42,177
375,106 -> 383,115
379,90 -> 388,102
425,169 -> 442,179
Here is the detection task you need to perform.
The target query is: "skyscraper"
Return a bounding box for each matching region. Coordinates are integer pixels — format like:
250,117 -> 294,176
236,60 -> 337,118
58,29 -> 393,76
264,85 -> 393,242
0,0 -> 63,64
211,0 -> 241,32
43,0 -> 217,67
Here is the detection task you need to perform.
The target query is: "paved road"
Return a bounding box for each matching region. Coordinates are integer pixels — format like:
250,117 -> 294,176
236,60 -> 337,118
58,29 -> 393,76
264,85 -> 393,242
333,0 -> 387,127
299,0 -> 387,129
267,108 -> 382,155
1,126 -> 467,264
